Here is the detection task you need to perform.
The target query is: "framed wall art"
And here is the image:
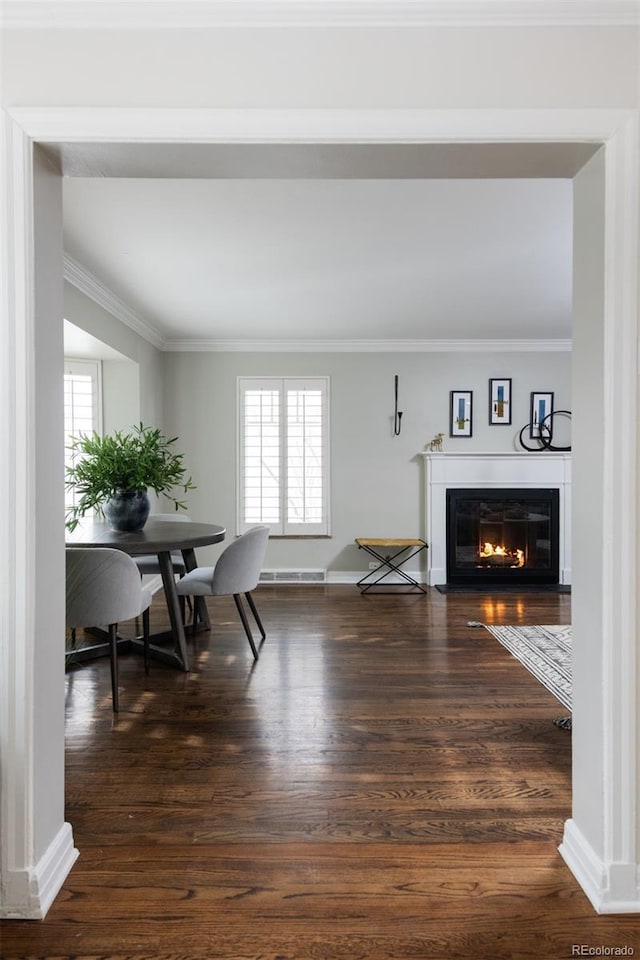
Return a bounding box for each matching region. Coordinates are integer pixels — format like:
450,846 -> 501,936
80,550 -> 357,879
450,390 -> 473,437
489,378 -> 512,425
530,391 -> 554,439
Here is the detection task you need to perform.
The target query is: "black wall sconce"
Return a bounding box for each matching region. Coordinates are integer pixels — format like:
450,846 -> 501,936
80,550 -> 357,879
394,375 -> 403,436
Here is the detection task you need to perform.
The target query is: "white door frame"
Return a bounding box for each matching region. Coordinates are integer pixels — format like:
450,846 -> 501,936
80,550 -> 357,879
1,106 -> 638,916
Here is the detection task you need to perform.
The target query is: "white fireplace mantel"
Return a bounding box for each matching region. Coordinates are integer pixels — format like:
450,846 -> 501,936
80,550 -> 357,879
421,451 -> 571,586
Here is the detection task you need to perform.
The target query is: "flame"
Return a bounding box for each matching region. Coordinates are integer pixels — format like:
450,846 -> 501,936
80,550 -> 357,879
479,542 -> 525,567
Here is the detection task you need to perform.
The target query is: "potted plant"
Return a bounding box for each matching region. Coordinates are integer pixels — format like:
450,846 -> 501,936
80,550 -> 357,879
65,423 -> 195,532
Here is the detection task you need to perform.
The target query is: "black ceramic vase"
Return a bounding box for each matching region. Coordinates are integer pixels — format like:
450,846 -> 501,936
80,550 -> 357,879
104,489 -> 151,532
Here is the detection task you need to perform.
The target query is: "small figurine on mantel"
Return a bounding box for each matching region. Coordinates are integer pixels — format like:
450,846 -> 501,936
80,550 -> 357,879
428,432 -> 444,452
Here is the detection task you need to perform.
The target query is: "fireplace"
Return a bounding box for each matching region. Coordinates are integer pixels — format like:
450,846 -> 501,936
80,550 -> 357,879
421,452 -> 571,587
446,487 -> 560,585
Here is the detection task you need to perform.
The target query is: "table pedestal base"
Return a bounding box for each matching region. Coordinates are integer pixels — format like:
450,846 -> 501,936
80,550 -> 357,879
66,616 -> 210,673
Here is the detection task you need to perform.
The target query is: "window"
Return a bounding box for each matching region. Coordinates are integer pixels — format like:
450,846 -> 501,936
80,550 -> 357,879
64,359 -> 102,516
238,377 -> 330,536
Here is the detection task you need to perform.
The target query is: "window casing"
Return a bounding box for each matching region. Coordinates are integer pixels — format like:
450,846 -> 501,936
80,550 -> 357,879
238,377 -> 330,536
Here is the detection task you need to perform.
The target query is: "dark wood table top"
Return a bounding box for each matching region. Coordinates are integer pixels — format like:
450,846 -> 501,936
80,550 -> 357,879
66,518 -> 226,555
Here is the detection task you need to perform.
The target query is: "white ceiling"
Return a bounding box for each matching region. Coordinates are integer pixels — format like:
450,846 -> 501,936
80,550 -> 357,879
58,141 -> 598,348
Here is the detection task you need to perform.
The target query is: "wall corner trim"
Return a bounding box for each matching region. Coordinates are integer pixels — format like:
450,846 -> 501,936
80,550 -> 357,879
1,823 -> 78,921
560,819 -> 640,915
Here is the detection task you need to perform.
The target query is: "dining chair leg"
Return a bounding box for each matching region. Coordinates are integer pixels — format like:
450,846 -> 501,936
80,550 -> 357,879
245,591 -> 266,641
232,593 -> 259,660
108,622 -> 119,712
143,607 -> 151,675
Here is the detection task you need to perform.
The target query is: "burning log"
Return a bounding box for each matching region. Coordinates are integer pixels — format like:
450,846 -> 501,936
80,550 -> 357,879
478,542 -> 525,568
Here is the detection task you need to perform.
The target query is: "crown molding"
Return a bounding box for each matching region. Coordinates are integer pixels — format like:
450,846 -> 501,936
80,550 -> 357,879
63,257 -> 571,355
63,254 -> 166,350
2,0 -> 639,29
63,262 -> 570,355
164,337 -> 572,352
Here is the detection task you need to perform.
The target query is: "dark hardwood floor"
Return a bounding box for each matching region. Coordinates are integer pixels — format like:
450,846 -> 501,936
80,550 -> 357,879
3,585 -> 639,959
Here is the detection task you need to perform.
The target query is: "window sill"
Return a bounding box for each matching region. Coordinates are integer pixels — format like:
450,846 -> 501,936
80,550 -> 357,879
268,534 -> 332,540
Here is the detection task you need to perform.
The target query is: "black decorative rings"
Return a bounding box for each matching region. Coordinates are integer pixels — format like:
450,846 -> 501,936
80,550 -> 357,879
518,409 -> 572,452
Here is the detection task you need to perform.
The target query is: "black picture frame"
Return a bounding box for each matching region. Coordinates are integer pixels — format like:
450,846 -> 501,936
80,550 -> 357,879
489,378 -> 512,425
530,391 -> 554,439
450,390 -> 473,437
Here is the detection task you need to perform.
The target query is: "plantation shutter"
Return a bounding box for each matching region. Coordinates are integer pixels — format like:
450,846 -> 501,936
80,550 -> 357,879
238,377 -> 330,536
64,359 -> 102,516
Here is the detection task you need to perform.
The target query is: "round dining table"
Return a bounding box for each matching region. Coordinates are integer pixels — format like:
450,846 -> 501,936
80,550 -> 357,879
66,518 -> 226,670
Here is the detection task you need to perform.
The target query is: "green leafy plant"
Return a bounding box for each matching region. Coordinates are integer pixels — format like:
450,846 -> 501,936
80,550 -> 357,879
65,423 -> 195,531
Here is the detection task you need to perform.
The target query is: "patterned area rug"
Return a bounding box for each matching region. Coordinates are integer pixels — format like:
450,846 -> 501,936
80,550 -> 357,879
483,623 -> 572,713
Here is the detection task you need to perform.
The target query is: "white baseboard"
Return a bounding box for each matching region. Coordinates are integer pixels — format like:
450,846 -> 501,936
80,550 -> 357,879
326,571 -> 363,584
327,569 -> 424,585
559,818 -> 640,914
1,822 -> 79,920
148,569 -> 428,589
146,569 -> 428,588
150,568 -> 570,589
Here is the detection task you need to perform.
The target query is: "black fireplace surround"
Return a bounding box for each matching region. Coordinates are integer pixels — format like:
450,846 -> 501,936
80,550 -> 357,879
446,487 -> 560,585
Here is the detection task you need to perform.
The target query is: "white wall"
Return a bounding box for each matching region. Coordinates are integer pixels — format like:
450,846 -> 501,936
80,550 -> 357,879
1,139 -> 79,918
31,145 -> 67,878
3,24 -> 637,109
101,360 -> 140,435
162,349 -> 571,573
64,282 -> 162,429
571,148 -> 606,853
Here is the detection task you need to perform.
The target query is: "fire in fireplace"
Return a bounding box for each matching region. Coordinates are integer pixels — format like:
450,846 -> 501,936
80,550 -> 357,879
446,488 -> 560,585
478,541 -> 525,567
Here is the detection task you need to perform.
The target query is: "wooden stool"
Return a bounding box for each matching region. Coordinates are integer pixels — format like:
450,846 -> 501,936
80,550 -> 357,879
355,538 -> 428,594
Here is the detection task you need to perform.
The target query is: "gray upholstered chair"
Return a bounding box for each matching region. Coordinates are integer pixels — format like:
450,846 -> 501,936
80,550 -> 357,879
175,525 -> 269,659
66,547 -> 152,712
